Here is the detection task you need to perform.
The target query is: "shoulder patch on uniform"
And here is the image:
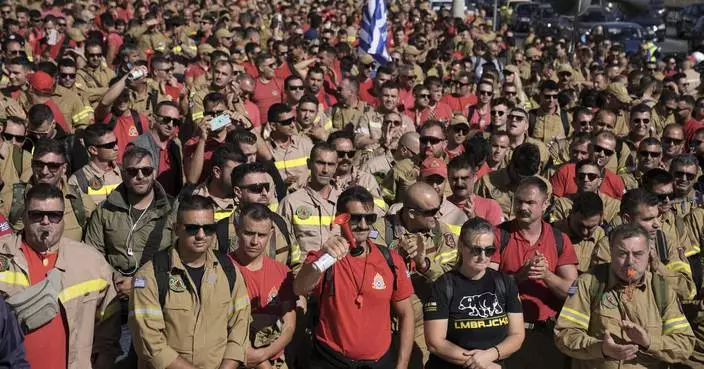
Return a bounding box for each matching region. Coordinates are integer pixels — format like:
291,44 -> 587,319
134,276 -> 146,288
444,233 -> 456,248
372,273 -> 386,290
600,290 -> 619,309
89,176 -> 103,190
369,229 -> 379,239
295,206 -> 311,220
168,274 -> 187,292
567,280 -> 577,296
0,255 -> 9,272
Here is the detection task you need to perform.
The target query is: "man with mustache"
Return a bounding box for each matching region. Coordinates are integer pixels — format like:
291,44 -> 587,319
446,155 -> 503,225
620,138 -> 664,191
669,154 -> 699,218
555,224 -> 694,368
489,177 -> 579,369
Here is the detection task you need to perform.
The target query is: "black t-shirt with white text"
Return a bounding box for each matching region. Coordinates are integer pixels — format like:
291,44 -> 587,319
423,269 -> 522,369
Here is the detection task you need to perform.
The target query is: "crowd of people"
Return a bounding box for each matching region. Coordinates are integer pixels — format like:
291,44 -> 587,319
0,0 -> 704,368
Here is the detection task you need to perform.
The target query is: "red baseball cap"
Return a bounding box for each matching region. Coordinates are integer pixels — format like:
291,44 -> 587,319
28,71 -> 55,94
420,157 -> 447,178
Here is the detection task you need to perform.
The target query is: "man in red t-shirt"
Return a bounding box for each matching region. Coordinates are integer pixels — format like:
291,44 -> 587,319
294,186 -> 415,368
447,156 -> 503,226
252,52 -> 284,122
490,177 -> 578,369
231,203 -> 296,368
440,72 -> 477,113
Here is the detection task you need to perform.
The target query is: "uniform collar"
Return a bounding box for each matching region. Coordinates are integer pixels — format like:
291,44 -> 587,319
606,269 -> 648,291
169,242 -> 217,273
193,181 -> 234,211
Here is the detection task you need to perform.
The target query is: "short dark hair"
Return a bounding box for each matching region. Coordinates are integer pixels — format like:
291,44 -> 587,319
517,176 -> 549,197
123,145 -> 153,164
310,142 -> 337,162
284,75 -> 303,89
642,168 -> 673,192
327,130 -> 354,146
670,154 -> 698,171
448,155 -> 475,174
336,186 -> 374,213
510,143 -> 541,176
83,124 -> 114,148
575,159 -> 602,177
27,104 -> 54,128
231,162 -> 269,187
539,80 -> 559,92
630,103 -> 652,116
24,182 -> 64,209
459,217 -> 494,245
203,92 -> 227,110
238,202 -> 273,223
178,195 -> 214,217
609,223 -> 650,247
464,135 -> 490,168
267,103 -> 291,123
155,100 -> 180,114
571,192 -> 603,218
33,139 -> 66,162
298,94 -> 318,107
212,144 -> 245,170
226,129 -> 257,146
620,188 -> 659,216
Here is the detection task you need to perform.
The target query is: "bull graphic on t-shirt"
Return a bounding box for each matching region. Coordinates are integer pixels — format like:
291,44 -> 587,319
457,293 -> 504,318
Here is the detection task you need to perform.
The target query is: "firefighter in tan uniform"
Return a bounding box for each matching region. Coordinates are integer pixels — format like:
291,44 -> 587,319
502,108 -> 551,173
529,80 -> 570,143
603,83 -> 632,137
0,131 -> 32,188
265,104 -> 315,192
330,77 -> 369,131
55,59 -> 93,129
77,41 -> 115,105
0,183 -> 121,369
278,143 -> 340,253
554,224 -> 695,369
67,125 -> 123,204
417,157 -> 468,237
386,182 -> 458,369
129,195 -> 250,369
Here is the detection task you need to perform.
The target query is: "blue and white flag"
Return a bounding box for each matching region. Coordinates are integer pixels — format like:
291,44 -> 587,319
359,0 -> 391,65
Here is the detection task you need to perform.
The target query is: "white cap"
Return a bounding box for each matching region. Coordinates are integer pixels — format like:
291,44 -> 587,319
692,51 -> 704,66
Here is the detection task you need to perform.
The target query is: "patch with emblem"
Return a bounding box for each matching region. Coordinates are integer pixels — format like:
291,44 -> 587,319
0,255 -> 9,272
372,273 -> 386,290
444,233 -> 456,248
89,177 -> 103,191
129,126 -> 139,136
295,206 -> 311,220
567,280 -> 578,296
168,274 -> 187,292
134,276 -> 146,288
369,230 -> 379,239
600,290 -> 619,309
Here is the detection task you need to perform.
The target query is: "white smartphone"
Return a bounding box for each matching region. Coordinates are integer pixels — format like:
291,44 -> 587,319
210,113 -> 231,131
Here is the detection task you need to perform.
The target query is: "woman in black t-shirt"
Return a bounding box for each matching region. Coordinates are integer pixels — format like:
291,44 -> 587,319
423,218 -> 525,369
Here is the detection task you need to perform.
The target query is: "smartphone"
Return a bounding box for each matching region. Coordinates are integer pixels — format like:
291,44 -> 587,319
210,113 -> 231,131
47,29 -> 58,46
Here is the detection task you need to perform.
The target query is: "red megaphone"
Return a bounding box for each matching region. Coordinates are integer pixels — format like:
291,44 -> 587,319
333,213 -> 364,256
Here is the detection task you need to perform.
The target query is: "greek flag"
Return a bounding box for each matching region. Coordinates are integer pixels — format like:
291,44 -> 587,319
359,0 -> 390,64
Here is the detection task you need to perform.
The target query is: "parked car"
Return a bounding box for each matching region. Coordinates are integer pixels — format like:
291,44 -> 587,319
511,2 -> 540,33
575,6 -> 617,35
586,22 -> 646,55
535,3 -> 573,38
624,10 -> 666,41
677,4 -> 704,38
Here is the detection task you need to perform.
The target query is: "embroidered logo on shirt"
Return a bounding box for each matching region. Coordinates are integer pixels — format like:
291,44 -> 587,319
372,273 -> 386,290
601,290 -> 619,310
295,206 -> 311,220
134,276 -> 146,288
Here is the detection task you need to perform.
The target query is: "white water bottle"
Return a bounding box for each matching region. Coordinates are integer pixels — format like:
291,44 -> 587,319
312,253 -> 337,273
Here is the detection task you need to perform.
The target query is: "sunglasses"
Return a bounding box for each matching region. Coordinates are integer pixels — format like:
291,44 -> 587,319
639,151 -> 661,158
31,160 -> 64,173
543,94 -> 559,100
87,52 -> 103,58
455,81 -> 471,86
656,192 -> 674,202
59,72 -> 76,79
337,150 -> 356,159
92,141 -> 118,149
663,137 -> 684,146
490,110 -> 505,117
453,125 -> 469,135
241,182 -> 270,194
417,94 -> 430,99
412,206 -> 440,217
503,91 -> 517,96
2,132 -> 25,143
125,167 -> 155,177
420,136 -> 443,145
479,90 -> 493,96
384,119 -> 402,126
277,117 -> 295,126
468,246 -> 497,257
577,172 -> 599,181
157,116 -> 182,126
592,144 -> 615,157
27,210 -> 64,223
578,120 -> 593,127
674,171 -> 697,181
632,118 -> 650,125
287,85 -> 305,91
349,213 -> 377,224
690,139 -> 703,147
508,114 -> 525,121
183,223 -> 217,235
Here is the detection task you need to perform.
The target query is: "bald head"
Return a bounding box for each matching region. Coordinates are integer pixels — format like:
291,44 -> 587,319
399,131 -> 420,155
237,73 -> 255,90
404,182 -> 441,210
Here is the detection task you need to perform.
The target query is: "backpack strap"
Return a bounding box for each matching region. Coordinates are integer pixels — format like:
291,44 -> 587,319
67,185 -> 86,228
106,114 -> 118,130
467,105 -> 476,125
131,110 -> 144,135
75,169 -> 89,194
588,263 -> 610,308
138,199 -> 174,266
559,109 -> 570,137
216,217 -> 230,254
655,230 -> 669,264
9,183 -> 27,226
153,248 -> 172,308
213,251 -> 237,293
528,109 -> 537,137
376,244 -> 397,291
651,272 -> 668,316
11,145 -> 22,180
498,222 -> 511,254
147,90 -> 158,113
270,212 -> 293,265
551,224 -> 565,257
492,270 -> 509,299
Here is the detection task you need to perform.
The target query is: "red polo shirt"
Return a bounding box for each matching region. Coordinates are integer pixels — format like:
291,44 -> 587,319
550,163 -> 625,200
359,86 -> 379,107
102,111 -> 150,164
440,94 -> 478,113
684,118 -> 704,143
253,78 -> 284,122
306,241 -> 413,360
491,221 -> 578,322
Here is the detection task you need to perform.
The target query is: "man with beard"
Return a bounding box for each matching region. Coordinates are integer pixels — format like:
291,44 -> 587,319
669,154 -> 700,218
1,57 -> 31,100
662,124 -> 687,170
489,177 -> 579,369
305,65 -> 336,111
191,144 -> 244,221
552,130 -> 625,200
447,155 -> 503,225
84,146 -> 176,366
295,186 -> 415,369
620,138 -> 663,190
331,77 -> 369,132
528,80 -> 570,144
1,139 -> 95,241
76,40 -> 115,105
552,192 -> 608,273
296,94 -> 329,143
130,101 -> 185,197
555,224 -> 694,369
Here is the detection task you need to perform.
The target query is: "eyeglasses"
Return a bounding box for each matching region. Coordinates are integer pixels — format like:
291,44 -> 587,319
656,192 -> 674,202
674,171 -> 697,181
592,144 -> 615,157
639,151 -> 661,158
349,213 -> 377,224
31,160 -> 64,173
490,110 -> 505,117
691,139 -> 703,147
57,22 -> 66,27
59,73 -> 76,79
577,172 -> 599,181
543,94 -> 559,100
27,210 -> 63,223
503,91 -> 517,96
241,182 -> 270,194
663,137 -> 684,146
2,132 -> 25,143
420,136 -> 444,145
337,150 -> 356,159
468,246 -> 497,257
412,206 -> 440,217
417,94 -> 430,99
92,141 -> 118,149
183,223 -> 217,235
453,125 -> 469,135
287,85 -> 305,91
384,119 -> 402,126
276,117 -> 295,126
632,118 -> 651,125
455,81 -> 471,86
157,115 -> 182,126
478,90 -> 493,96
125,167 -> 155,177
508,114 -> 525,121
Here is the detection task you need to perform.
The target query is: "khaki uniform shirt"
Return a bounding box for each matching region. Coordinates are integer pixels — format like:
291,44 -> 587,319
555,270 -> 695,369
0,141 -> 31,189
0,234 -> 121,369
380,158 -> 418,204
192,182 -> 235,222
474,169 -> 550,221
652,108 -> 675,136
278,186 -> 340,253
130,80 -> 172,118
620,170 -> 644,191
614,111 -> 630,137
531,110 -> 568,143
437,198 -> 468,238
553,219 -> 607,274
331,167 -> 388,216
549,193 -> 620,225
266,135 -> 314,192
53,85 -> 93,130
355,110 -> 414,156
77,64 -> 115,105
68,161 -> 123,204
331,100 -> 369,131
672,190 -> 699,220
362,151 -> 395,179
685,207 -> 704,260
138,31 -> 170,54
129,247 -> 250,369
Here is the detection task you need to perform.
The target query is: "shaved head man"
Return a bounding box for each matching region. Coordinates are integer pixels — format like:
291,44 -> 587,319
397,131 -> 420,160
400,182 -> 441,232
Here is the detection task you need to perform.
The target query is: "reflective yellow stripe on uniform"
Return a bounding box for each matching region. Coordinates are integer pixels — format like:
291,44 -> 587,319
666,260 -> 692,275
192,111 -> 204,121
215,209 -> 234,221
433,249 -> 458,264
130,305 -> 164,318
234,296 -> 248,311
685,244 -> 701,257
560,307 -> 590,329
268,203 -> 279,212
373,198 -> 388,211
72,106 -> 94,121
0,271 -> 29,287
58,278 -> 109,303
274,157 -> 309,170
292,215 -> 333,226
662,316 -> 689,334
87,183 -> 120,196
446,224 -> 462,236
324,118 -> 333,131
290,243 -> 302,264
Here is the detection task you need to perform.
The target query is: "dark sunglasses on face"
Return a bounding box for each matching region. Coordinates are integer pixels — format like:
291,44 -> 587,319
579,121 -> 592,127
453,125 -> 470,135
632,118 -> 650,124
508,114 -> 525,121
490,110 -> 505,117
639,151 -> 661,158
420,136 -> 443,145
2,132 -> 25,143
417,94 -> 430,99
276,117 -> 295,126
412,206 -> 440,217
183,223 -> 217,235
663,137 -> 684,146
656,192 -> 674,202
503,91 -> 517,96
241,182 -> 270,194
287,85 -> 305,91
592,144 -> 615,157
92,141 -> 118,149
455,81 -> 471,87
349,213 -> 377,224
577,172 -> 599,181
479,90 -> 493,96
32,160 -> 64,173
468,246 -> 497,257
157,116 -> 182,126
384,119 -> 402,126
27,210 -> 64,223
125,167 -> 155,177
337,150 -> 356,159
59,72 -> 76,79
674,171 -> 696,181
544,94 -> 559,100
690,139 -> 703,147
